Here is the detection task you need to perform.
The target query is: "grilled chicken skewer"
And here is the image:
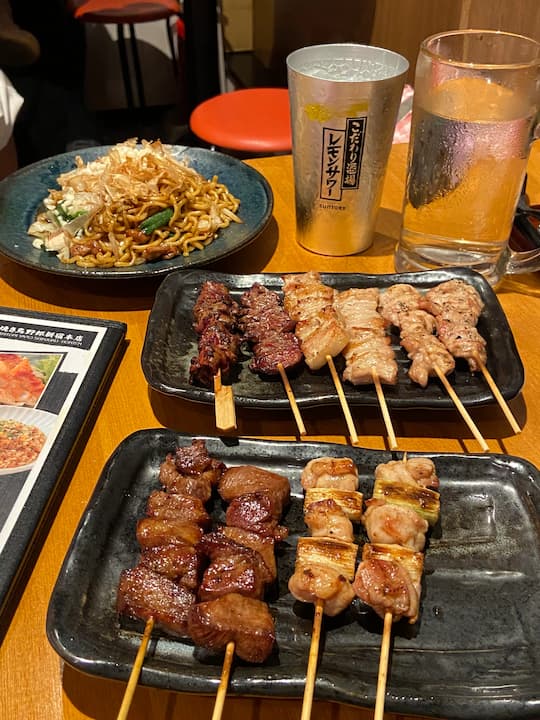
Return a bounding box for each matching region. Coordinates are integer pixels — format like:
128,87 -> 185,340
289,456 -> 363,720
421,279 -> 520,433
282,272 -> 358,442
352,455 -> 440,720
378,284 -> 489,451
116,440 -> 225,718
334,287 -> 398,448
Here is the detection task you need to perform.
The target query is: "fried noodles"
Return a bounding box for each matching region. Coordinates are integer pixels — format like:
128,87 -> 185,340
28,139 -> 242,268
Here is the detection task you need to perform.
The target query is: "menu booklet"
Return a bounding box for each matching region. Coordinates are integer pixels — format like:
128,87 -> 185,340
0,307 -> 127,615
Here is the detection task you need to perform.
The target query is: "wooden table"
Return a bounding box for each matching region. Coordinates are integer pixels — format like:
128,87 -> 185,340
1,142 -> 539,720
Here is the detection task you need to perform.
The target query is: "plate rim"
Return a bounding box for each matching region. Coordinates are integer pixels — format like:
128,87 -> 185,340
0,144 -> 274,279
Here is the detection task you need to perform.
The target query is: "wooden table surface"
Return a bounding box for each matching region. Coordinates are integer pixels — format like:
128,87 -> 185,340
0,141 -> 539,720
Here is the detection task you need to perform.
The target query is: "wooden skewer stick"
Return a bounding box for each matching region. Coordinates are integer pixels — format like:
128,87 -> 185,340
277,362 -> 306,436
326,355 -> 359,444
371,368 -> 398,450
475,357 -> 521,434
116,617 -> 154,720
434,366 -> 489,452
374,611 -> 393,720
213,369 -> 237,431
211,640 -> 235,720
301,598 -> 325,720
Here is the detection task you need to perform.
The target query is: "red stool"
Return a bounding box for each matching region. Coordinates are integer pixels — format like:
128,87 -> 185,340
189,88 -> 292,155
68,0 -> 181,109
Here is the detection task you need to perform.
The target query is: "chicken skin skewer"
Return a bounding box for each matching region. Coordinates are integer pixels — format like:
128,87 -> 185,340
334,287 -> 398,386
282,271 -> 349,371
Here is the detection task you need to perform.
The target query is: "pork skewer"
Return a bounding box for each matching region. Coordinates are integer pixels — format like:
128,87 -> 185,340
282,272 -> 359,442
239,282 -> 306,435
116,439 -> 225,718
378,284 -> 489,451
352,455 -> 440,720
421,279 -> 521,434
189,280 -> 240,431
289,457 -> 363,720
197,464 -> 290,720
334,287 -> 398,449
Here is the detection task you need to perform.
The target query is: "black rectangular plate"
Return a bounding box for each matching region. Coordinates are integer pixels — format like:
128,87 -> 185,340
46,432 -> 540,719
141,267 -> 524,409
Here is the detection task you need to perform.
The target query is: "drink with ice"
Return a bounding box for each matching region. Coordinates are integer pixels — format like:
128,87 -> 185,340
395,30 -> 540,286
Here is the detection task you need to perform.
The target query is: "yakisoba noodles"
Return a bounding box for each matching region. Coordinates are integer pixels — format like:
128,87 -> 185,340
28,139 -> 242,268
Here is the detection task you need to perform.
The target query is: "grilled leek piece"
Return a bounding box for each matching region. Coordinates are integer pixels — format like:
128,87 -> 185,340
295,536 -> 358,580
372,474 -> 440,526
304,487 -> 363,522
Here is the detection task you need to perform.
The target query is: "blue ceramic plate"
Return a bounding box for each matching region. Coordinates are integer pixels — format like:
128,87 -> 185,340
46,432 -> 540,719
0,145 -> 273,279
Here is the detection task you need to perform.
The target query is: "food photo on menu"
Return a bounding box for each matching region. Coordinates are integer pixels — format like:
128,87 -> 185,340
0,351 -> 65,476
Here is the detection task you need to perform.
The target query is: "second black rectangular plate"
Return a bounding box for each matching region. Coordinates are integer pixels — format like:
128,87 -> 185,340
46,432 -> 540,719
141,267 -> 524,409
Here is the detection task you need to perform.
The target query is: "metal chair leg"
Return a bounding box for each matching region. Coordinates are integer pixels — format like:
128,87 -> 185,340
116,23 -> 134,109
128,23 -> 146,108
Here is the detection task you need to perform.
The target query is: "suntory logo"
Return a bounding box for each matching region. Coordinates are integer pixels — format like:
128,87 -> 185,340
320,117 -> 367,201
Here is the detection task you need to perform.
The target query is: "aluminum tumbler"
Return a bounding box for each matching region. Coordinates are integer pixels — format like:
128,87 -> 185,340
287,43 -> 409,256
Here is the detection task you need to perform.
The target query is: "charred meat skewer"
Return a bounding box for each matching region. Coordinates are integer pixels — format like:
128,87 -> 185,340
239,282 -> 303,375
353,456 -> 440,624
189,280 -> 241,388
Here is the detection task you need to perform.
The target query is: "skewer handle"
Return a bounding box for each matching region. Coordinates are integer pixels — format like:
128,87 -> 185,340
278,362 -> 306,436
371,369 -> 398,450
116,616 -> 154,720
211,641 -> 235,720
214,370 -> 237,431
327,356 -> 359,444
476,357 -> 521,434
374,611 -> 393,720
434,366 -> 489,452
301,598 -> 324,720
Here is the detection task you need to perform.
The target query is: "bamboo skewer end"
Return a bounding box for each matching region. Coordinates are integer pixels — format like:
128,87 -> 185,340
211,641 -> 235,720
301,598 -> 325,720
213,370 -> 237,431
277,362 -> 307,436
374,611 -> 394,720
434,365 -> 489,452
116,616 -> 154,720
326,355 -> 359,444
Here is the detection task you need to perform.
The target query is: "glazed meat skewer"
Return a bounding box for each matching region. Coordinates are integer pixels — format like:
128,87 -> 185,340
378,284 -> 489,451
239,282 -> 306,435
190,463 -> 290,720
421,279 -> 520,433
189,280 -> 240,431
116,439 -> 226,718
